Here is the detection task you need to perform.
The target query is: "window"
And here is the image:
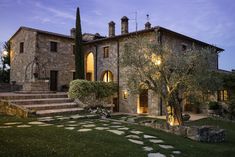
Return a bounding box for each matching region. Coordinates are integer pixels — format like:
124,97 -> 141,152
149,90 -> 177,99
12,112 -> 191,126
103,47 -> 109,58
50,41 -> 58,52
218,90 -> 229,101
102,71 -> 113,82
182,44 -> 187,51
20,42 -> 24,53
73,72 -> 76,80
72,45 -> 75,54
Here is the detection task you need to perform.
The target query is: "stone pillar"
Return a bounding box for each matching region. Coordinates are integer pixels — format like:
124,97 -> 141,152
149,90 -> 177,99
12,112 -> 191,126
145,22 -> 151,29
108,21 -> 115,37
70,28 -> 76,38
121,16 -> 129,34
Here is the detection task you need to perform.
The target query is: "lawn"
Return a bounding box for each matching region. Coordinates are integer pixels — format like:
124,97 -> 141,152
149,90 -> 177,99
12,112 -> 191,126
0,113 -> 235,157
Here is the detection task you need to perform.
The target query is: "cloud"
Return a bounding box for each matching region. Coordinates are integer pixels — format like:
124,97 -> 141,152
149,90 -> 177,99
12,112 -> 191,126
34,2 -> 75,20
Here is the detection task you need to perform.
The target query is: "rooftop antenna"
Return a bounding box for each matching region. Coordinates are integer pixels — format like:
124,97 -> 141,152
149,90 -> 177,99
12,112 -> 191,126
146,14 -> 150,22
130,11 -> 138,32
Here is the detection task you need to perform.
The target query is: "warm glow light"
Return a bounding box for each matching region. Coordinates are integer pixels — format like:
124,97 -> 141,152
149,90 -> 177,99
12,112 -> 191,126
167,106 -> 180,126
102,71 -> 113,82
2,50 -> 8,57
151,54 -> 161,66
86,52 -> 94,81
123,90 -> 128,99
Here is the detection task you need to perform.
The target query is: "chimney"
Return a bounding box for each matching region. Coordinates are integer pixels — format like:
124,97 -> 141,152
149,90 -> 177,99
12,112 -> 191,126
70,28 -> 76,38
108,21 -> 115,37
121,16 -> 129,34
145,22 -> 151,29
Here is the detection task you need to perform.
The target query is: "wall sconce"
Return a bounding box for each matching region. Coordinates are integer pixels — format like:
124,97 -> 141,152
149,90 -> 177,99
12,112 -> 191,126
123,90 -> 128,99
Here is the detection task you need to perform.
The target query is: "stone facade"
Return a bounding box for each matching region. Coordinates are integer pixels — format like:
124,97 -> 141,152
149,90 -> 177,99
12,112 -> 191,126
9,17 -> 223,115
9,27 -> 75,91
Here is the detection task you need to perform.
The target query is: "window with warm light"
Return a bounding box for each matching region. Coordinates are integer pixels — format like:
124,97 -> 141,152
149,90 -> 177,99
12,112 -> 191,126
102,71 -> 113,82
86,52 -> 94,81
218,90 -> 229,101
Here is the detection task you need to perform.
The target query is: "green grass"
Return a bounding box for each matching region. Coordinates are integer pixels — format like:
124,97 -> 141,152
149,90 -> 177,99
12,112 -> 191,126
0,114 -> 235,157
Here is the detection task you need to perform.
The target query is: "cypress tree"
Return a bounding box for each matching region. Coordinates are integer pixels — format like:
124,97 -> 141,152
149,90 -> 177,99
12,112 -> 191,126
75,7 -> 84,79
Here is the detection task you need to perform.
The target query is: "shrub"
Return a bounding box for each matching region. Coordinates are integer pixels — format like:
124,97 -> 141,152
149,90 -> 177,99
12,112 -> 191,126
208,101 -> 220,110
68,79 -> 118,100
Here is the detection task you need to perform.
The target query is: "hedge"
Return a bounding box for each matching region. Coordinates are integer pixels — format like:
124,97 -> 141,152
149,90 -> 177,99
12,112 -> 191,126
68,79 -> 118,100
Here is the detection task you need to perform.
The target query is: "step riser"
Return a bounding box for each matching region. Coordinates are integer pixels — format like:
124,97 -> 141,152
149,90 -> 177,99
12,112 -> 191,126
37,110 -> 83,117
0,94 -> 68,100
11,99 -> 73,105
26,104 -> 79,110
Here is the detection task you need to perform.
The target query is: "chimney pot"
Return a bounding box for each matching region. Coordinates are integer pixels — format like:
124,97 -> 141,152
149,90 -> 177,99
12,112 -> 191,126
121,16 -> 129,34
70,28 -> 76,37
108,21 -> 115,37
145,22 -> 151,29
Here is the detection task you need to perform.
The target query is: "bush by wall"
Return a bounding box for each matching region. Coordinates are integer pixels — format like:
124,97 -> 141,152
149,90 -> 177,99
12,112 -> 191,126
68,79 -> 118,100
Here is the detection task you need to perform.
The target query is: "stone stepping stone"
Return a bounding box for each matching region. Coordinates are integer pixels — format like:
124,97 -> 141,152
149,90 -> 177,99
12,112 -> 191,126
37,117 -> 54,122
95,127 -> 109,130
78,129 -> 92,132
126,135 -> 140,139
159,144 -> 174,149
65,127 -> 75,130
83,121 -> 94,124
82,124 -> 96,128
70,115 -> 85,119
110,125 -> 122,128
149,139 -> 164,144
143,146 -> 153,151
118,127 -> 129,130
56,125 -> 64,128
148,153 -> 166,157
130,130 -> 143,134
57,117 -> 70,120
67,121 -> 76,124
107,130 -> 125,135
28,121 -> 45,125
67,124 -> 79,127
172,151 -> 181,154
99,119 -> 110,122
128,139 -> 144,145
38,124 -> 54,127
0,126 -> 12,128
17,125 -> 31,128
111,122 -> 122,125
54,115 -> 63,118
4,122 -> 22,125
144,134 -> 157,139
102,124 -> 109,126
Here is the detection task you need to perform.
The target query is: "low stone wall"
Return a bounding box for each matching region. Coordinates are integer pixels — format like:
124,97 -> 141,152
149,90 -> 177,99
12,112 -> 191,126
23,80 -> 49,91
140,120 -> 225,143
0,101 -> 35,118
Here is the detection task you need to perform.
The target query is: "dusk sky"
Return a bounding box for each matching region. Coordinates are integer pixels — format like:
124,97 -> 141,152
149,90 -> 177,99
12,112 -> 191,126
0,0 -> 234,71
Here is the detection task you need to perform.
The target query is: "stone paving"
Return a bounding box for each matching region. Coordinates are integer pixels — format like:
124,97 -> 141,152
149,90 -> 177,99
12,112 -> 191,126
0,114 -> 182,157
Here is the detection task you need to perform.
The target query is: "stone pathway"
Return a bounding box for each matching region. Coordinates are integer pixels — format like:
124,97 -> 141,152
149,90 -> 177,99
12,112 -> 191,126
0,115 -> 182,157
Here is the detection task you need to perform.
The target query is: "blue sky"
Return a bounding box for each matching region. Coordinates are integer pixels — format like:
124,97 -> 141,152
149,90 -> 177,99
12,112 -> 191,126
0,0 -> 235,70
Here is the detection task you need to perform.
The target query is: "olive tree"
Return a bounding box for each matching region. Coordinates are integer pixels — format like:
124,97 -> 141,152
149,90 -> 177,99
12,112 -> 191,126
120,36 -> 219,127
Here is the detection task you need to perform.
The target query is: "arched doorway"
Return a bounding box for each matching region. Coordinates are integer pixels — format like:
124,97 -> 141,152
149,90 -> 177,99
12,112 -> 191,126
101,70 -> 113,82
86,52 -> 94,81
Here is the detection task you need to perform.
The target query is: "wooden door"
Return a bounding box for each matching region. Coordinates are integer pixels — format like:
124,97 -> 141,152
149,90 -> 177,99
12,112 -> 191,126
50,71 -> 58,91
139,89 -> 148,113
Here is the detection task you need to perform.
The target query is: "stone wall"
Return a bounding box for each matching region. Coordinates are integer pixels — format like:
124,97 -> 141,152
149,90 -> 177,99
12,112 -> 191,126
10,29 -> 37,85
36,33 -> 75,90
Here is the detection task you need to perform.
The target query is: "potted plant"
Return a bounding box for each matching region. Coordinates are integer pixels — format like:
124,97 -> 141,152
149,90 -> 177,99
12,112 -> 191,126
208,101 -> 220,115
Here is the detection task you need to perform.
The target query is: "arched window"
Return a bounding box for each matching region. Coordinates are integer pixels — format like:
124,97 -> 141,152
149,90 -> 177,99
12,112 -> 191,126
86,52 -> 94,81
102,70 -> 113,82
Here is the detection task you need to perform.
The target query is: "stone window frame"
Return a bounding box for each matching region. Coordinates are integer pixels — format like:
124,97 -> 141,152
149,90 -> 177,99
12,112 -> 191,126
50,41 -> 58,52
181,43 -> 187,51
72,44 -> 75,55
19,42 -> 24,53
103,46 -> 109,58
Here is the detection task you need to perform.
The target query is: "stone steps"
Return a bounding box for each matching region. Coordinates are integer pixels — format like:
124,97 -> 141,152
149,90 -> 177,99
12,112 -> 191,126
0,93 -> 68,100
8,98 -> 73,105
36,108 -> 84,116
0,92 -> 85,117
22,102 -> 78,110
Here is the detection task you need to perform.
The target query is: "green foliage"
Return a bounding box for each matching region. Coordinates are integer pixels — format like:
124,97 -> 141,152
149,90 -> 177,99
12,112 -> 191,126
68,79 -> 118,100
208,101 -> 220,110
0,41 -> 10,83
75,7 -> 84,79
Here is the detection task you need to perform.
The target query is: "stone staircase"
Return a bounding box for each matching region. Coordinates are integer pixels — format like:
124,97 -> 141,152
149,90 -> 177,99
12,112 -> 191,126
0,92 -> 84,117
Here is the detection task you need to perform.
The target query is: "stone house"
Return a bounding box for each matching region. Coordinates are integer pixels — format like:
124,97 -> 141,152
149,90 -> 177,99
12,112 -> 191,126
9,16 -> 224,116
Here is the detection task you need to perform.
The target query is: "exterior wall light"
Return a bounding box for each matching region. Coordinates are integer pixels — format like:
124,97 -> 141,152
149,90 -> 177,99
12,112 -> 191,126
123,90 -> 128,99
151,54 -> 161,66
2,50 -> 8,57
